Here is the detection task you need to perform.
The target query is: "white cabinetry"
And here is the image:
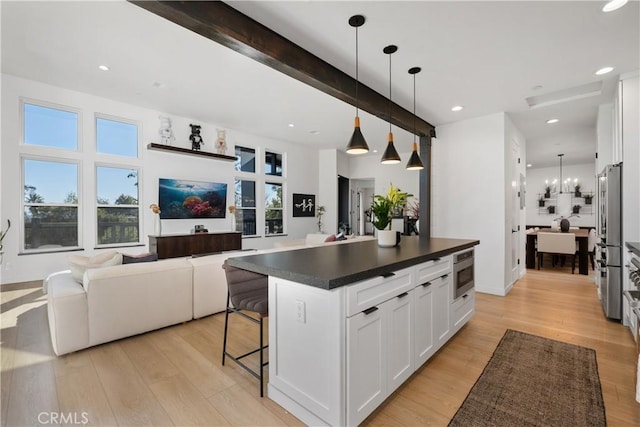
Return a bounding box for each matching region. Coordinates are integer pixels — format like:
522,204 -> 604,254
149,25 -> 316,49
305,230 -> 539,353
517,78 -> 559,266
413,280 -> 435,366
452,289 -> 475,333
434,274 -> 453,346
346,268 -> 414,426
268,254 -> 474,427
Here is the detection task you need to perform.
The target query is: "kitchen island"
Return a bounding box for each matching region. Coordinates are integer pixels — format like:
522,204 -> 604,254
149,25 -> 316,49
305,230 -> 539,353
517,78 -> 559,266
227,236 -> 479,426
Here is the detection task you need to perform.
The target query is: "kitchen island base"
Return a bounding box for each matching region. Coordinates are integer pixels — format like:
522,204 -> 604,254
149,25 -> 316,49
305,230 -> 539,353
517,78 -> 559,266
267,255 -> 474,426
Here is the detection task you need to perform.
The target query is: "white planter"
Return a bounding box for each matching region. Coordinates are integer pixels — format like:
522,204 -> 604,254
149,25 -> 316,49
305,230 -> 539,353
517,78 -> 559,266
377,230 -> 398,247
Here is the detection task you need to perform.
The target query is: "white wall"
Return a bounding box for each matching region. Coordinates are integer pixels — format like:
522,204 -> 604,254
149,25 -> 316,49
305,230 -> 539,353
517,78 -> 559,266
525,163 -> 597,228
621,73 -> 639,251
348,151 -> 420,203
597,103 -> 613,171
1,74 -> 319,283
432,112 -> 509,296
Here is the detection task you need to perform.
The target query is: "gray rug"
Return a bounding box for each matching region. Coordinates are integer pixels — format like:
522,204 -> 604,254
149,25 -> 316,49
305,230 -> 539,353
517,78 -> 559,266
449,329 -> 606,427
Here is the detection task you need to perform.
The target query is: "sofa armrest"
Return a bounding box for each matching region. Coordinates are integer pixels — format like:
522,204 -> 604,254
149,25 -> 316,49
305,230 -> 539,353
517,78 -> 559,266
47,272 -> 89,355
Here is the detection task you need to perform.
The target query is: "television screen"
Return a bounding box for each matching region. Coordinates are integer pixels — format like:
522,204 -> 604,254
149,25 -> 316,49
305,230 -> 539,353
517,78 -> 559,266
158,178 -> 227,219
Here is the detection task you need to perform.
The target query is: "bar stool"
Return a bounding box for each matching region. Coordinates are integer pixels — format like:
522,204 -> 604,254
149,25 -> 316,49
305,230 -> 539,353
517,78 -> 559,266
221,260 -> 269,397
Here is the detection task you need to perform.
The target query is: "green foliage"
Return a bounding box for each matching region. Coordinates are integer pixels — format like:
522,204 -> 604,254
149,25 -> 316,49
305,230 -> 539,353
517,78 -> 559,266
371,197 -> 392,230
371,183 -> 412,230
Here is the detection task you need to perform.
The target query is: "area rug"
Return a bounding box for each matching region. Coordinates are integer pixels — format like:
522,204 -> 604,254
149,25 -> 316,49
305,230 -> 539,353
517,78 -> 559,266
449,329 -> 606,427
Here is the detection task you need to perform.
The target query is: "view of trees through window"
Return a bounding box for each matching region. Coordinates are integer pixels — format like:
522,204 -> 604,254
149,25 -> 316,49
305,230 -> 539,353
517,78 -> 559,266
96,166 -> 139,245
23,159 -> 78,249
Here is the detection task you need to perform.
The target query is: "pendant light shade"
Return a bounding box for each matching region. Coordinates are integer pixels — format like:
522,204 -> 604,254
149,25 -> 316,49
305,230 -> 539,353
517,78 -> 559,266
381,45 -> 400,164
406,66 -> 424,170
346,15 -> 369,155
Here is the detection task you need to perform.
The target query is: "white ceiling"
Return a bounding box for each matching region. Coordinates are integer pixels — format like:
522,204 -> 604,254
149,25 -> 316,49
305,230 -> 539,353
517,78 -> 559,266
2,1 -> 639,168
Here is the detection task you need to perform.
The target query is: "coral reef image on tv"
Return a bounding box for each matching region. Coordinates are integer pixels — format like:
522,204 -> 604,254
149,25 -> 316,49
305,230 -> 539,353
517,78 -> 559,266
158,178 -> 227,219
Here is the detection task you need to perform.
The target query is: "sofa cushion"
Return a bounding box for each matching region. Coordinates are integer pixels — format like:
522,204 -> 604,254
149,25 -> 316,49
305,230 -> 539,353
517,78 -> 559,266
68,251 -> 122,283
122,253 -> 158,264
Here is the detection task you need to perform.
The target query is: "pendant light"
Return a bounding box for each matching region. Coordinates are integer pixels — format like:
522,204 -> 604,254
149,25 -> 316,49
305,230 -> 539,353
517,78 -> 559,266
346,15 -> 369,155
406,67 -> 424,170
381,45 -> 401,164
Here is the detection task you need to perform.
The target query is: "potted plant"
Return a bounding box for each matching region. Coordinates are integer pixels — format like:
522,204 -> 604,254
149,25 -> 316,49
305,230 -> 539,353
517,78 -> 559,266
544,185 -> 552,199
538,196 -> 545,207
371,183 -> 411,247
584,193 -> 593,205
547,205 -> 556,214
572,205 -> 581,214
574,183 -> 582,198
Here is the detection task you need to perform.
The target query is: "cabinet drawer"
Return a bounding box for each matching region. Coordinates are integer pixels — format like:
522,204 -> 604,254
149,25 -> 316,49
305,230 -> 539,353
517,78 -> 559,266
415,256 -> 452,284
346,267 -> 414,317
451,289 -> 475,332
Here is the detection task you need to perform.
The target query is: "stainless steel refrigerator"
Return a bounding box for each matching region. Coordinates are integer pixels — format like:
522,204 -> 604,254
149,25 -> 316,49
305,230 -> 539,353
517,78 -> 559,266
596,163 -> 623,320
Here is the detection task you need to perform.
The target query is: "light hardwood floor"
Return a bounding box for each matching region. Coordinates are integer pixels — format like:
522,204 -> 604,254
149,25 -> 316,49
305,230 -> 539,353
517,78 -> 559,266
2,267 -> 639,426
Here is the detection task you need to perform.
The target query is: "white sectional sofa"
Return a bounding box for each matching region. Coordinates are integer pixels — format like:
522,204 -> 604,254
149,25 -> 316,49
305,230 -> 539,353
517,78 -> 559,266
45,233 -> 373,355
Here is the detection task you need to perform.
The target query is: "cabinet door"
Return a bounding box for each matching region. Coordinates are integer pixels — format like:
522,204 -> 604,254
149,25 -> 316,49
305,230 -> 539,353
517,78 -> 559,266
386,291 -> 414,393
347,306 -> 386,427
433,275 -> 452,348
414,281 -> 435,367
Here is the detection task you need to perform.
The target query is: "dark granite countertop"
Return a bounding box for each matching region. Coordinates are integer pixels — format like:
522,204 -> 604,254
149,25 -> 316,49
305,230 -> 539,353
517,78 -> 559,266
626,242 -> 640,257
226,236 -> 479,290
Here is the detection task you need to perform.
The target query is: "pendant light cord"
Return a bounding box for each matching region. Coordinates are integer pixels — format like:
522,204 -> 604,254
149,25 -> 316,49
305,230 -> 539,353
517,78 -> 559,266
388,51 -> 392,133
355,26 -> 359,116
413,73 -> 416,143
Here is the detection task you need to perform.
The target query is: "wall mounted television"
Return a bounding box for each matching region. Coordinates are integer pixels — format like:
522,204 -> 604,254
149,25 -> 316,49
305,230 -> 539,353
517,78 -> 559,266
158,178 -> 227,219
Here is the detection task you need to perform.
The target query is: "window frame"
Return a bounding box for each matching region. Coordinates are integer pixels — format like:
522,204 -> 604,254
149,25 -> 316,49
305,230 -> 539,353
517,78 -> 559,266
264,181 -> 285,236
265,149 -> 284,177
234,178 -> 258,237
20,155 -> 82,254
94,113 -> 142,159
94,162 -> 142,248
20,97 -> 82,152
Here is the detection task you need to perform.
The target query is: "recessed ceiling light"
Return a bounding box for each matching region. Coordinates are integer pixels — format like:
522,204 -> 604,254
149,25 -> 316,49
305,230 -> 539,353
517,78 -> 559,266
546,118 -> 559,124
373,149 -> 378,153
527,164 -> 532,168
451,105 -> 463,112
309,130 -> 320,135
603,0 -> 628,12
288,123 -> 295,128
595,66 -> 614,75
98,65 -> 110,71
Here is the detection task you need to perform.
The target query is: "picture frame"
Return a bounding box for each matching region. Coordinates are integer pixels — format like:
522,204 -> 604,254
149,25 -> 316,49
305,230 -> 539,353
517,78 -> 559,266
292,193 -> 315,217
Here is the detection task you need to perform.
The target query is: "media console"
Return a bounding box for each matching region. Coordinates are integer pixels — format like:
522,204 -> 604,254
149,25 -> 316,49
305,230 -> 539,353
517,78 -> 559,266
148,232 -> 241,259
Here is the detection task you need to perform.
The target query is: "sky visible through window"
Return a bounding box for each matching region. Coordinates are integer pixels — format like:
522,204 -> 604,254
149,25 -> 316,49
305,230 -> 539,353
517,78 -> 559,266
24,104 -> 139,204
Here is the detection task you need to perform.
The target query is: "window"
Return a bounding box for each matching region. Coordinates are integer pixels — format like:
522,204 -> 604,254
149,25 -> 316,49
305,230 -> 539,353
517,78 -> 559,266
265,182 -> 283,235
235,146 -> 256,172
23,101 -> 78,150
235,179 -> 256,236
23,158 -> 79,250
96,116 -> 138,157
96,166 -> 140,245
265,151 -> 282,176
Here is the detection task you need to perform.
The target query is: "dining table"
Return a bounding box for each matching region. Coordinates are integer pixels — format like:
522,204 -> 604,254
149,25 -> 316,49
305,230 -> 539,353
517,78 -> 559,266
526,228 -> 590,275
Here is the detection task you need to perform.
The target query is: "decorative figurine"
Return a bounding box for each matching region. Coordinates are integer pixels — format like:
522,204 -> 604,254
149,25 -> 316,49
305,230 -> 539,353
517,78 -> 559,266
215,129 -> 227,155
158,115 -> 175,146
189,124 -> 204,151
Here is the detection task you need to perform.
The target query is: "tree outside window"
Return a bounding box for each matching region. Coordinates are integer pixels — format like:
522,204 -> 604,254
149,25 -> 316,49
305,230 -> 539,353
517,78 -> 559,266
96,166 -> 140,245
23,159 -> 79,250
265,182 -> 283,235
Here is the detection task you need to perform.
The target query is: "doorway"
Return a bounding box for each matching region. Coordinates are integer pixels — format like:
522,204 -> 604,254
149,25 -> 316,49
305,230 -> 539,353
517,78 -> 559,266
350,178 -> 375,235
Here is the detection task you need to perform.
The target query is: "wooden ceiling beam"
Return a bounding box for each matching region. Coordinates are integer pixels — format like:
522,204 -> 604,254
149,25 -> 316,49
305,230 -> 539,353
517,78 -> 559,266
128,0 -> 436,137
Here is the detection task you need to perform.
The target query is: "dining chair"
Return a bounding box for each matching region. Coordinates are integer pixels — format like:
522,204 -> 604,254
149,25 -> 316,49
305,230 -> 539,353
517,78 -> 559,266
571,228 -> 597,272
537,232 -> 576,273
221,260 -> 269,397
